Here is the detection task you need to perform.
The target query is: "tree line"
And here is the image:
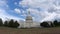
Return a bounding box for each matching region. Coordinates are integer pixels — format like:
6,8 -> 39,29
40,20 -> 60,28
0,18 -> 20,28
0,18 -> 60,28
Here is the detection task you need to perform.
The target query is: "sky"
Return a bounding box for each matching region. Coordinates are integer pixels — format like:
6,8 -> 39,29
0,0 -> 60,22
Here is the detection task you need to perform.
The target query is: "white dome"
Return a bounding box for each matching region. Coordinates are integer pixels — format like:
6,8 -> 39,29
24,11 -> 33,28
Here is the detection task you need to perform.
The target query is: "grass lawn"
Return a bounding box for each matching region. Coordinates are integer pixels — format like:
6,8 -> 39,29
0,27 -> 60,34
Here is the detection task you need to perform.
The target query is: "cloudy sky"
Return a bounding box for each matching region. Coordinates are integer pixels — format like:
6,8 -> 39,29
0,0 -> 60,22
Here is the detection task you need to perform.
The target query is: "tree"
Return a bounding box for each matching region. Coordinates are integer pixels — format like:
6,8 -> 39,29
0,18 -> 3,26
4,21 -> 8,27
13,21 -> 20,28
53,20 -> 58,27
40,21 -> 50,27
8,19 -> 14,27
58,22 -> 60,26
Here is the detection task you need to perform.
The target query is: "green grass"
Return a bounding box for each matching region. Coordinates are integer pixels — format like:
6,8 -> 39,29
0,27 -> 60,34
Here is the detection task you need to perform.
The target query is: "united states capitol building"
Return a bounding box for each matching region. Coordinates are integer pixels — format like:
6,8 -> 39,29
19,11 -> 40,28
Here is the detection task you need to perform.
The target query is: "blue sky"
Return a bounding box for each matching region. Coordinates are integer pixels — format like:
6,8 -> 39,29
0,0 -> 60,22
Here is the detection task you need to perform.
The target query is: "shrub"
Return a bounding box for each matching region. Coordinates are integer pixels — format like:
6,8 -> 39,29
40,21 -> 50,27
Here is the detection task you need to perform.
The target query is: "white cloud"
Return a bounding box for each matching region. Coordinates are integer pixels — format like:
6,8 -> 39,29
0,0 -> 8,9
0,9 -> 25,22
14,8 -> 21,14
0,0 -> 25,21
41,12 -> 57,22
19,0 -> 60,22
19,0 -> 56,10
